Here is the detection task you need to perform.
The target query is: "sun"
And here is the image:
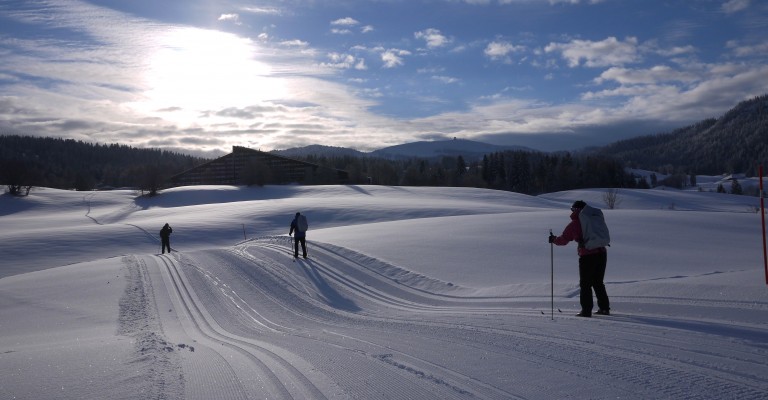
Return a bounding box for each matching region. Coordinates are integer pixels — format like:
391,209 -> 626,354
138,27 -> 287,116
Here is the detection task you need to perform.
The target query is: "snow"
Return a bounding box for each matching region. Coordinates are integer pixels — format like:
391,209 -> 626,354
1,184 -> 767,399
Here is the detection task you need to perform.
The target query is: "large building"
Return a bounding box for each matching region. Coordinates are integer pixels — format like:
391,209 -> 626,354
169,146 -> 348,186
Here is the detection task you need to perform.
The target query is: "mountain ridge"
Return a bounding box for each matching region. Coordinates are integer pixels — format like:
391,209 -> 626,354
273,138 -> 537,160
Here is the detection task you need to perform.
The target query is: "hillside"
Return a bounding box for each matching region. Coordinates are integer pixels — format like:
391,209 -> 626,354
597,94 -> 768,175
0,185 -> 765,399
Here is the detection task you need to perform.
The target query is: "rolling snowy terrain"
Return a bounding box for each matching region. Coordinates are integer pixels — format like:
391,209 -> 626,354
1,184 -> 766,399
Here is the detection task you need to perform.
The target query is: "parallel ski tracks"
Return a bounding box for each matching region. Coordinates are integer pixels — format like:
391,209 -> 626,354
182,243 -> 535,399
253,241 -> 528,316
151,240 -> 768,400
243,240 -> 768,399
155,254 -> 330,400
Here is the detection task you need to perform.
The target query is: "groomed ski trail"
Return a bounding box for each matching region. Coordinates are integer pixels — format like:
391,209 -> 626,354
138,237 -> 768,400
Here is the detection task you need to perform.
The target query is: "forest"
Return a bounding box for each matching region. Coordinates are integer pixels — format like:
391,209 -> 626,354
597,94 -> 768,176
0,135 -> 203,194
299,151 -> 637,195
2,135 -> 637,196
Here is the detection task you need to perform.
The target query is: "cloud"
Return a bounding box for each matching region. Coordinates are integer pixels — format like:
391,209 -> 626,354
331,28 -> 353,35
331,17 -> 360,26
1,0 -> 765,155
432,75 -> 459,84
218,13 -> 240,24
545,37 -> 640,67
722,0 -> 750,13
330,17 -> 360,35
484,41 -> 525,62
583,62 -> 768,122
321,53 -> 367,70
593,65 -> 698,85
240,6 -> 282,15
726,40 -> 768,57
280,39 -> 309,47
543,0 -> 606,4
415,28 -> 451,49
381,49 -> 411,68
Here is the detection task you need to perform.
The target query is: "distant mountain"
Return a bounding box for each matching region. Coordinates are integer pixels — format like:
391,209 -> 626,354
371,139 -> 535,161
273,139 -> 536,161
272,144 -> 367,159
596,94 -> 768,176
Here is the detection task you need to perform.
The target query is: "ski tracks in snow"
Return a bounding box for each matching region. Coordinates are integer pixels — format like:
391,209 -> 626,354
135,238 -> 768,400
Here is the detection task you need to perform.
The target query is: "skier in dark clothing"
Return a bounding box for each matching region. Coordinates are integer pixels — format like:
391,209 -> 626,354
160,223 -> 173,254
549,200 -> 610,317
289,212 -> 308,259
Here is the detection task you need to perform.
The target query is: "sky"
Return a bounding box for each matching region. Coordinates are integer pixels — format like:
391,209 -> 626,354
1,0 -> 767,156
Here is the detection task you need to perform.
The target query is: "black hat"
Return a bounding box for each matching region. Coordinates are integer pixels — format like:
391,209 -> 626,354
571,200 -> 586,209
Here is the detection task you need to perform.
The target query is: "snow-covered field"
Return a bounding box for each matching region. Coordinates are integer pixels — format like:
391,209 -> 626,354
1,184 -> 766,399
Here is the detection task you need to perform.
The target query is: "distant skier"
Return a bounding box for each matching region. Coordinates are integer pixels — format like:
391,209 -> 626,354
549,200 -> 610,317
160,223 -> 173,254
289,212 -> 308,259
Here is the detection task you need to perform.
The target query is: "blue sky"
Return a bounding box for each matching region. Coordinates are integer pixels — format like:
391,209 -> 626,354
0,0 -> 766,156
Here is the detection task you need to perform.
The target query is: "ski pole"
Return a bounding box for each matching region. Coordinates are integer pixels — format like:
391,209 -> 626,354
550,229 -> 554,321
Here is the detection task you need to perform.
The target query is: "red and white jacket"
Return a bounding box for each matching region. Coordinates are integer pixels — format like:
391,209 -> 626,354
552,209 -> 607,257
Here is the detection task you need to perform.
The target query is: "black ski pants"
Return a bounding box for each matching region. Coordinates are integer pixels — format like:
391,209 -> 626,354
161,238 -> 171,254
294,236 -> 307,258
578,251 -> 609,314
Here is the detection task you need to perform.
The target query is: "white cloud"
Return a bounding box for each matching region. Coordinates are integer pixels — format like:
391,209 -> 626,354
361,25 -> 374,33
330,18 -> 362,34
218,14 -> 240,23
381,49 -> 411,68
432,75 -> 459,84
321,53 -> 367,70
727,40 -> 768,57
240,6 -> 281,15
484,40 -> 525,61
331,17 -> 359,26
415,28 -> 451,48
594,65 -> 697,85
545,37 -> 640,67
722,0 -> 750,13
280,39 -> 309,47
545,0 -> 606,4
331,28 -> 353,35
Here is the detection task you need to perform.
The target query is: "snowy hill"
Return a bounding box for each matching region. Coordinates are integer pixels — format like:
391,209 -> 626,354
0,185 -> 766,399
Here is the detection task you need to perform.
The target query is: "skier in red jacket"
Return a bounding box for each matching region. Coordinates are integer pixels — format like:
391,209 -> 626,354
549,200 -> 610,317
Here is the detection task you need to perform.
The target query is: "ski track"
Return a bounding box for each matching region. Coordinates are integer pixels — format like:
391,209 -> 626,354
135,236 -> 768,400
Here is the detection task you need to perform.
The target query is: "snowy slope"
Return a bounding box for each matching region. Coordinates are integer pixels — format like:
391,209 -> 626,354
0,184 -> 766,399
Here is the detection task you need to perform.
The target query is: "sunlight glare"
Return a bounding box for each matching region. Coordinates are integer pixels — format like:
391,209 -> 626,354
140,27 -> 287,118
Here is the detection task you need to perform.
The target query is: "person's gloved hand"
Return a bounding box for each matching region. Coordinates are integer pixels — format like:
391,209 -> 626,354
548,234 -> 556,244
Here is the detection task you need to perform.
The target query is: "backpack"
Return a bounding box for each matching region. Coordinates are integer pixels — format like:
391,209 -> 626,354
578,204 -> 610,250
296,214 -> 309,232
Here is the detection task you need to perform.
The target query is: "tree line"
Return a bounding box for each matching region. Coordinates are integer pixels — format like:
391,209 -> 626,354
1,135 -> 204,195
299,150 -> 636,195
